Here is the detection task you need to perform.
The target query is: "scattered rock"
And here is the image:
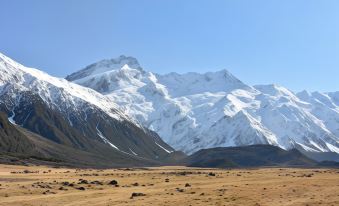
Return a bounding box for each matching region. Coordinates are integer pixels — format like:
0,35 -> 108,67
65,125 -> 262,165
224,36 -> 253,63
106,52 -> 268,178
59,187 -> 68,191
62,181 -> 70,186
42,190 -> 51,195
90,180 -> 103,185
177,171 -> 193,176
132,182 -> 139,186
208,172 -> 216,176
78,179 -> 89,184
130,192 -> 146,199
176,188 -> 185,192
108,180 -> 118,185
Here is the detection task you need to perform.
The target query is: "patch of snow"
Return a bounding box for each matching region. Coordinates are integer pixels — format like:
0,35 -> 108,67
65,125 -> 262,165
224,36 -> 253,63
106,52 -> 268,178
129,148 -> 138,156
296,142 -> 319,152
326,142 -> 339,153
21,111 -> 32,126
309,140 -> 326,152
7,95 -> 22,125
67,115 -> 73,127
96,123 -> 119,150
155,141 -> 173,153
8,111 -> 16,125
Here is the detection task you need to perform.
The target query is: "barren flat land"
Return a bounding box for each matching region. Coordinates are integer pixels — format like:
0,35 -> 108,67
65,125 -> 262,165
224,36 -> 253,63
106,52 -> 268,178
0,164 -> 338,206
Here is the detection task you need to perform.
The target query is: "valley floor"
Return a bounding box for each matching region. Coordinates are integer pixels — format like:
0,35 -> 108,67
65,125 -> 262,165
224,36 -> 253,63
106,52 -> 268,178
0,164 -> 338,206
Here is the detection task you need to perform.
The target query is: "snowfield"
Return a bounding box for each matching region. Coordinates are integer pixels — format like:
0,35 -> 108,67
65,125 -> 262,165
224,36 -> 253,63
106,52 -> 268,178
66,55 -> 339,154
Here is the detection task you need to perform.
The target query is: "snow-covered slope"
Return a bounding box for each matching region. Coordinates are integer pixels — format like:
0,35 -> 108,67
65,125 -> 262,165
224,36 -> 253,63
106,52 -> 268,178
66,56 -> 337,154
0,53 -> 126,121
297,91 -> 339,140
0,52 -> 174,161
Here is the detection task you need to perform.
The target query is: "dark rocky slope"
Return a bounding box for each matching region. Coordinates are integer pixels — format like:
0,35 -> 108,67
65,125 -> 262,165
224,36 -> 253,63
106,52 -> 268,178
184,145 -> 318,168
0,112 -> 180,168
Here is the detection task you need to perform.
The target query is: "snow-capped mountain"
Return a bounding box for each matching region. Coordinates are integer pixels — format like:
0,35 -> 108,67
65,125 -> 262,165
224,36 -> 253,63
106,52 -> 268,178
297,91 -> 339,139
0,52 -> 174,166
67,55 -> 339,154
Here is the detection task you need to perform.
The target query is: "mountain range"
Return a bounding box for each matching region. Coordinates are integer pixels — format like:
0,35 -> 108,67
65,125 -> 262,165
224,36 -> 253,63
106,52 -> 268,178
66,55 -> 339,155
0,52 -> 339,167
0,53 -> 177,167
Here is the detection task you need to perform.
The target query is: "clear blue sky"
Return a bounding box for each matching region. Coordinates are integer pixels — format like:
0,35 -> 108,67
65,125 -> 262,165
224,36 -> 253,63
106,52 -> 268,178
1,0 -> 339,92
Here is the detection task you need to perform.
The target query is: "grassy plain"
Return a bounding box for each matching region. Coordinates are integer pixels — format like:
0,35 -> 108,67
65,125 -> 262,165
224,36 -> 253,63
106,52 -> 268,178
0,164 -> 338,206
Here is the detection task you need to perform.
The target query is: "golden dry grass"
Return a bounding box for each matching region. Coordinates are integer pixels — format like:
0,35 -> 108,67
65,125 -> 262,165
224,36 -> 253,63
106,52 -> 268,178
0,164 -> 338,206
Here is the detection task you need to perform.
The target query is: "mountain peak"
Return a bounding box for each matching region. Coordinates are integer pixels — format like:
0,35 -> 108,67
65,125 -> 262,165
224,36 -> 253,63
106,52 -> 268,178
214,69 -> 243,83
297,90 -> 311,100
254,84 -> 295,97
0,52 -> 25,71
66,55 -> 142,81
154,69 -> 251,97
